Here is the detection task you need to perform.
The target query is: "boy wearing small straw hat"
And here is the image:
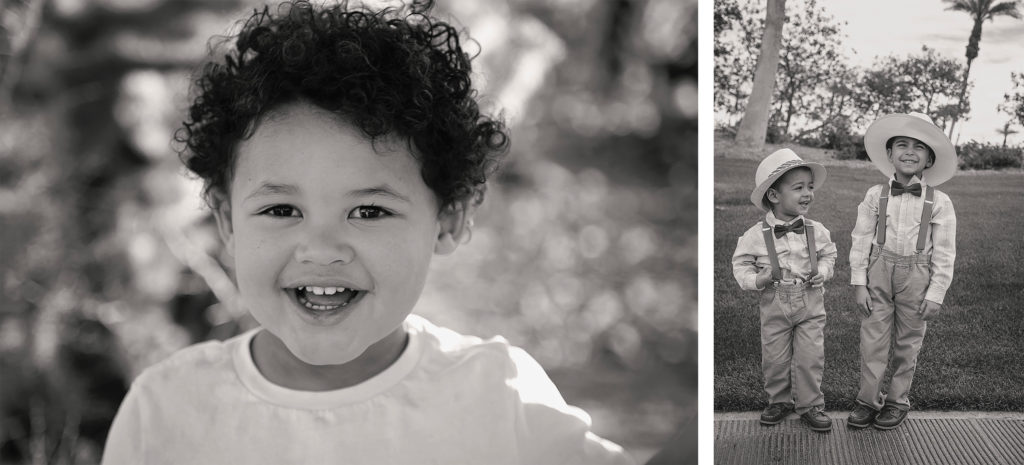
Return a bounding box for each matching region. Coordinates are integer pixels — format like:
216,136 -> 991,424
847,112 -> 957,431
733,148 -> 838,432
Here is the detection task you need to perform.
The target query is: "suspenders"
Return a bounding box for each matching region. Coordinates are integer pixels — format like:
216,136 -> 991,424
874,183 -> 934,254
760,219 -> 818,284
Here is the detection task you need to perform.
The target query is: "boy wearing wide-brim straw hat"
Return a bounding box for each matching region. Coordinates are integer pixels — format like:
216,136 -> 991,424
847,112 -> 957,431
733,148 -> 838,432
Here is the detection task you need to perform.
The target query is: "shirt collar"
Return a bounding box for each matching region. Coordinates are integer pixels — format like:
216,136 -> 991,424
765,210 -> 804,226
890,174 -> 926,186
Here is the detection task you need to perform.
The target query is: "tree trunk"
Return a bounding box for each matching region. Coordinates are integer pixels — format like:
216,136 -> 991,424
948,56 -> 974,138
948,20 -> 983,138
735,0 -> 786,150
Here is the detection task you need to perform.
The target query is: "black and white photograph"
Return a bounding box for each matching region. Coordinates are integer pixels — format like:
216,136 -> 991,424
0,0 -> 696,464
714,0 -> 1024,463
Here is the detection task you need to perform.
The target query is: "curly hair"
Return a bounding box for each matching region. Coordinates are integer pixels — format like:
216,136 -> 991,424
176,0 -> 509,211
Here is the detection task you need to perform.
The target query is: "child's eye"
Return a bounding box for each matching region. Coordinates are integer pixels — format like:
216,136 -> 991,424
259,205 -> 301,218
349,205 -> 390,219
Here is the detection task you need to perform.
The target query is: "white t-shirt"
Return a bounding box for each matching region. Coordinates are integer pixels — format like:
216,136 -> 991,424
102,315 -> 633,465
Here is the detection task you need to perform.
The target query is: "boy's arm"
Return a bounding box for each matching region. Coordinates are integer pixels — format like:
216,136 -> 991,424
925,194 -> 956,304
732,229 -> 766,291
849,186 -> 881,285
813,223 -> 838,281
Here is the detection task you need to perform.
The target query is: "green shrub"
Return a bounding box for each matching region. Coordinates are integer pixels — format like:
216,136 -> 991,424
957,142 -> 1023,170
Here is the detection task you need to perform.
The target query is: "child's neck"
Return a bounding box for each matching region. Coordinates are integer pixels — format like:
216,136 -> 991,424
251,327 -> 409,391
772,209 -> 799,223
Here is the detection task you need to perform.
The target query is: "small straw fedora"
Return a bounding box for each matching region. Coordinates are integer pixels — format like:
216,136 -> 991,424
750,148 -> 827,212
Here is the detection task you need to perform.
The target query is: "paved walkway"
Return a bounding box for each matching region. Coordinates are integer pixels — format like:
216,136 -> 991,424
715,411 -> 1024,465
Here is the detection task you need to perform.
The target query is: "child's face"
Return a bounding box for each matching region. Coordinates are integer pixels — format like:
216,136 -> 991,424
214,101 -> 460,365
768,167 -> 814,221
887,136 -> 933,179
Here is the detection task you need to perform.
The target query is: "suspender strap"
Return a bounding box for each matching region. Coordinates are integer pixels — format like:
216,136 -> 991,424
875,184 -> 889,246
916,186 -> 934,254
805,223 -> 818,277
760,220 -> 782,282
761,219 -> 818,282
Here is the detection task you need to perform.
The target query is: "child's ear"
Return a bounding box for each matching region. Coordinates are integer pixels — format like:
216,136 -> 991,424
210,190 -> 235,255
766,188 -> 780,205
435,200 -> 472,256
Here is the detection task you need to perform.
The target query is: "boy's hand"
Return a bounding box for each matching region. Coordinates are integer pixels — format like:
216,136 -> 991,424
808,274 -> 825,288
754,266 -> 774,289
919,299 -> 942,321
854,285 -> 871,317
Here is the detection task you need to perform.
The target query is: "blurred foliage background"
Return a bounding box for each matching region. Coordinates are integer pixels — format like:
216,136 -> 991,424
0,0 -> 696,463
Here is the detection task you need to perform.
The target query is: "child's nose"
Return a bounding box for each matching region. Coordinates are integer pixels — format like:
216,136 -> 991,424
294,222 -> 356,265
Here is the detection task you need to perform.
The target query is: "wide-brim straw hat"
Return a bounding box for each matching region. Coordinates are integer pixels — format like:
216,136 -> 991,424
750,148 -> 827,211
864,112 -> 957,186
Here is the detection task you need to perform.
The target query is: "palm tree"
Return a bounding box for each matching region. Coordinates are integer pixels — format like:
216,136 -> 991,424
735,0 -> 786,150
943,0 -> 1022,138
996,121 -> 1018,148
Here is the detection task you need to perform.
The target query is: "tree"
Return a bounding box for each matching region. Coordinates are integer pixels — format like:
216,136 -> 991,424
793,62 -> 857,143
999,71 -> 1024,146
854,47 -> 966,127
901,47 -> 966,115
734,0 -> 786,149
714,0 -> 773,126
1002,72 -> 1024,125
995,122 -> 1018,147
713,0 -> 759,123
942,0 -> 1022,138
770,0 -> 846,139
717,0 -> 848,142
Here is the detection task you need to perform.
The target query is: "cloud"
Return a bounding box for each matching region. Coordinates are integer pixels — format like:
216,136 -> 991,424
922,31 -> 967,45
981,22 -> 1024,43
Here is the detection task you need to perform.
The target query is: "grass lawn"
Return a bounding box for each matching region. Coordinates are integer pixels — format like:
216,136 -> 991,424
714,155 -> 1024,412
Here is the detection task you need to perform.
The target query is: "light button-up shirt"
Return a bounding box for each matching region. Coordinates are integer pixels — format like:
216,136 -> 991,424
733,211 -> 838,291
849,176 -> 956,304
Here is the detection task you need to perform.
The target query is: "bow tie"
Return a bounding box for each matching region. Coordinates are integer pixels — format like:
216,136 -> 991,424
891,181 -> 922,196
773,218 -> 805,238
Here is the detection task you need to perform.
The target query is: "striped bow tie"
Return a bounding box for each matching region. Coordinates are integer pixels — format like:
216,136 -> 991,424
891,181 -> 922,196
773,218 -> 805,238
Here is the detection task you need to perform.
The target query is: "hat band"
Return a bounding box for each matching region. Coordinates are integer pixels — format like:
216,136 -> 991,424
767,159 -> 805,180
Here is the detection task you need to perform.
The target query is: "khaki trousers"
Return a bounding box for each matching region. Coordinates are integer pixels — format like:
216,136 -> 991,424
759,283 -> 826,414
857,248 -> 930,411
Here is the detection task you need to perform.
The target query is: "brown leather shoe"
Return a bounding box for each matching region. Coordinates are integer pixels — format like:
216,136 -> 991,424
759,403 -> 793,425
873,405 -> 908,430
800,406 -> 832,432
847,404 -> 877,429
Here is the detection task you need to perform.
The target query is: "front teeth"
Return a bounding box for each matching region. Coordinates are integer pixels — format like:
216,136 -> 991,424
301,286 -> 347,295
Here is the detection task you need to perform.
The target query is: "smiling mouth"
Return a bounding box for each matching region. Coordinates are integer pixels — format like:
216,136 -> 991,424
290,286 -> 363,311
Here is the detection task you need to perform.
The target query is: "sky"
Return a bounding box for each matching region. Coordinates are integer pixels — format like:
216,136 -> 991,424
824,0 -> 1024,145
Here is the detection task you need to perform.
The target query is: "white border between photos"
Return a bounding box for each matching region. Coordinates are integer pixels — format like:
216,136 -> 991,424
696,0 -> 714,463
